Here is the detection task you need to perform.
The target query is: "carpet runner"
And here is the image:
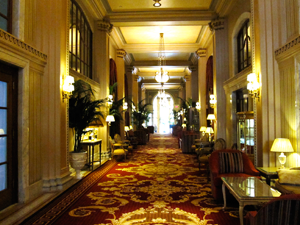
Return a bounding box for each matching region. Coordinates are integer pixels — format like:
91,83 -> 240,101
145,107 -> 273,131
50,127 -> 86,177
22,134 -> 240,225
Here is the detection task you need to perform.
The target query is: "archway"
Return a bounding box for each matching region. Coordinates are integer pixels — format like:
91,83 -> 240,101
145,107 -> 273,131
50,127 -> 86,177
153,92 -> 174,134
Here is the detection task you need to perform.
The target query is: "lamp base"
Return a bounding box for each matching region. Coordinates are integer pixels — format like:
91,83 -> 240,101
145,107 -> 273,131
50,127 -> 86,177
278,152 -> 286,169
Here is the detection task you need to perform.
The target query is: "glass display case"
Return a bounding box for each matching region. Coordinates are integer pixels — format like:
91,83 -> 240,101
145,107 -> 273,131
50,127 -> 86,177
237,112 -> 254,159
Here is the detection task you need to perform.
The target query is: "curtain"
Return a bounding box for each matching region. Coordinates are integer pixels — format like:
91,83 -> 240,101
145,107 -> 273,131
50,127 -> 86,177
206,56 -> 214,126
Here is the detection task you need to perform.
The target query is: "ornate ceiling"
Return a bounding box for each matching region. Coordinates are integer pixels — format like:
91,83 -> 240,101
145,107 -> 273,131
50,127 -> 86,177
79,0 -> 236,90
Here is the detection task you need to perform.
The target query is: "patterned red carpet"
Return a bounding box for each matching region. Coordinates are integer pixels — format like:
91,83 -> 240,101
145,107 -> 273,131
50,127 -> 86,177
23,134 -> 240,225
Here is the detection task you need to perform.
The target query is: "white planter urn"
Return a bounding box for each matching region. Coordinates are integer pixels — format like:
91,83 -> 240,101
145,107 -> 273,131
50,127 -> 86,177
70,152 -> 87,179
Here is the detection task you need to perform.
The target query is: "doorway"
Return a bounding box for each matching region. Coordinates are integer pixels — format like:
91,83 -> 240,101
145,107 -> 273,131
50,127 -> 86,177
153,92 -> 174,134
0,61 -> 18,211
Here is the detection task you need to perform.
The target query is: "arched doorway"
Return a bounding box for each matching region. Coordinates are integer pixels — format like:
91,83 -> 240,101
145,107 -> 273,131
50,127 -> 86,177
153,92 -> 174,134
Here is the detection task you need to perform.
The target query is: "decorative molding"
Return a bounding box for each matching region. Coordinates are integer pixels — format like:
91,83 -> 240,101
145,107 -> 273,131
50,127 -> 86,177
0,29 -> 47,61
97,19 -> 113,33
196,48 -> 207,57
189,52 -> 199,65
275,35 -> 300,62
184,75 -> 191,81
209,18 -> 225,31
188,66 -> 197,72
117,49 -> 126,58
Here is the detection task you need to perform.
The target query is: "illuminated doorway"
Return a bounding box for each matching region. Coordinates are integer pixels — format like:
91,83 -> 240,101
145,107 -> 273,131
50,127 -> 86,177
153,93 -> 174,134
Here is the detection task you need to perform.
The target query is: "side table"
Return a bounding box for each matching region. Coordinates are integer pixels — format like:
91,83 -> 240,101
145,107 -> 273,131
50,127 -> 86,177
81,139 -> 102,170
256,167 -> 279,185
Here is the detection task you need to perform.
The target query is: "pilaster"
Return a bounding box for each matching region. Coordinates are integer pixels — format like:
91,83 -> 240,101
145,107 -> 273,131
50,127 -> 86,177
94,19 -> 112,147
196,48 -> 207,127
116,49 -> 126,138
211,18 -> 229,139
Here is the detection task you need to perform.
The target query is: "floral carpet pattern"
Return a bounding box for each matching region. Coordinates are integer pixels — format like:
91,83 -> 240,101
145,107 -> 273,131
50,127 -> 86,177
23,134 -> 240,225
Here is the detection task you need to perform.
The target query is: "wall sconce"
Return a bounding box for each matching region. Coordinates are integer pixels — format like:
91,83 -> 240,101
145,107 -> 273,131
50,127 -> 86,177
153,0 -> 161,7
62,75 -> 74,102
132,104 -> 136,111
106,115 -> 115,126
209,94 -> 216,108
123,102 -> 128,110
195,102 -> 200,111
107,94 -> 113,108
207,114 -> 216,124
247,73 -> 260,98
270,138 -> 294,168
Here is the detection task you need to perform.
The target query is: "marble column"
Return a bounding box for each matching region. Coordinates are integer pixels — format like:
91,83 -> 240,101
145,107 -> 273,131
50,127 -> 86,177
94,19 -> 112,148
210,18 -> 229,139
116,49 -> 126,138
196,48 -> 207,127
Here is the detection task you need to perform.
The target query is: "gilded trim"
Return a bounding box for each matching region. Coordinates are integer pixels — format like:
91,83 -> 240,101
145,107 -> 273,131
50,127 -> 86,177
275,35 -> 300,58
0,29 -> 47,61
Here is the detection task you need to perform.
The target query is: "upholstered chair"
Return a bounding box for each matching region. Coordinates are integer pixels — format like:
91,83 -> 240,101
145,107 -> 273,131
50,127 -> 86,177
209,149 -> 260,201
109,136 -> 127,161
246,194 -> 300,225
197,138 -> 226,180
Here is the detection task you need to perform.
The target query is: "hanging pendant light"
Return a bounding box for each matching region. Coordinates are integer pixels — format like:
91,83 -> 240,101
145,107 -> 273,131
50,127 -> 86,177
155,33 -> 169,85
153,0 -> 161,7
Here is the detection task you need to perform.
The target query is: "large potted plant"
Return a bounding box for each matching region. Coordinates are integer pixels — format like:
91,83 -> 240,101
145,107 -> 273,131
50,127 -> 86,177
69,79 -> 105,179
132,100 -> 151,144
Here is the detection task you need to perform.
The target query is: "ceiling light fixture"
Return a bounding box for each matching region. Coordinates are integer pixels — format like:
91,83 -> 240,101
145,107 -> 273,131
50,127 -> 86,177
153,0 -> 161,7
155,33 -> 169,85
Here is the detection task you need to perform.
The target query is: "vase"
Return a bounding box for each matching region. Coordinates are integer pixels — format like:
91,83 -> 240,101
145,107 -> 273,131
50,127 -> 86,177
69,151 -> 87,179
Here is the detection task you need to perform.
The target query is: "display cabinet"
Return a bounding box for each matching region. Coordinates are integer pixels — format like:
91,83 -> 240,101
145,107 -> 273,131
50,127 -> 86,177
237,112 -> 254,161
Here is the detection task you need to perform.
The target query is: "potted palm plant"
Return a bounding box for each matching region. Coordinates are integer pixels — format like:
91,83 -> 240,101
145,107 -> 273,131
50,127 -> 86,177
131,100 -> 151,144
132,99 -> 151,129
69,79 -> 106,178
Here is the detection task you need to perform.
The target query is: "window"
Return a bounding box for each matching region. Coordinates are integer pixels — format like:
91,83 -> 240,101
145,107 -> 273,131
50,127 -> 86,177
0,0 -> 12,33
237,20 -> 251,72
69,0 -> 92,78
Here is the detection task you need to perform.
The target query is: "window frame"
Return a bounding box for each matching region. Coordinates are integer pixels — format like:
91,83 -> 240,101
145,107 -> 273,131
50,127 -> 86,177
237,19 -> 251,73
69,0 -> 93,79
0,0 -> 13,33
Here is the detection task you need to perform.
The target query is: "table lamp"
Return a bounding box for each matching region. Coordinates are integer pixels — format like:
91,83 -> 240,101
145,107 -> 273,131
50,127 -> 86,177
200,126 -> 206,136
205,127 -> 214,142
270,138 -> 294,169
106,115 -> 115,126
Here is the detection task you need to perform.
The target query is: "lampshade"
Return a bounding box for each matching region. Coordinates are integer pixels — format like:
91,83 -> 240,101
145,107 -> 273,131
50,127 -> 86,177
270,138 -> 294,153
125,126 -> 130,132
106,115 -> 115,123
200,126 -> 207,132
205,127 -> 214,134
207,114 -> 216,121
129,125 -> 133,130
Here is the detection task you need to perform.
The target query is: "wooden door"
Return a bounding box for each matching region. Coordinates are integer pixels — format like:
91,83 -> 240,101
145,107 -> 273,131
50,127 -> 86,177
0,61 -> 18,210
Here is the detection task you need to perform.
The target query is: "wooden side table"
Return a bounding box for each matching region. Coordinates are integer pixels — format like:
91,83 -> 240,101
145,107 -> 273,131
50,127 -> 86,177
81,139 -> 102,170
256,167 -> 279,185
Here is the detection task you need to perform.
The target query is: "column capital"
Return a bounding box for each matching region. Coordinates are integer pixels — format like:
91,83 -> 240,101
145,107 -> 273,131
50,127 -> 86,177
209,18 -> 225,31
184,75 -> 191,81
133,75 -> 141,82
188,65 -> 197,72
97,19 -> 113,33
196,48 -> 207,57
117,49 -> 127,58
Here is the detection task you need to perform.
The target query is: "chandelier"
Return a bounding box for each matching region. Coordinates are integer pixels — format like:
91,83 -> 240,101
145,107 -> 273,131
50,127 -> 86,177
155,33 -> 169,85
